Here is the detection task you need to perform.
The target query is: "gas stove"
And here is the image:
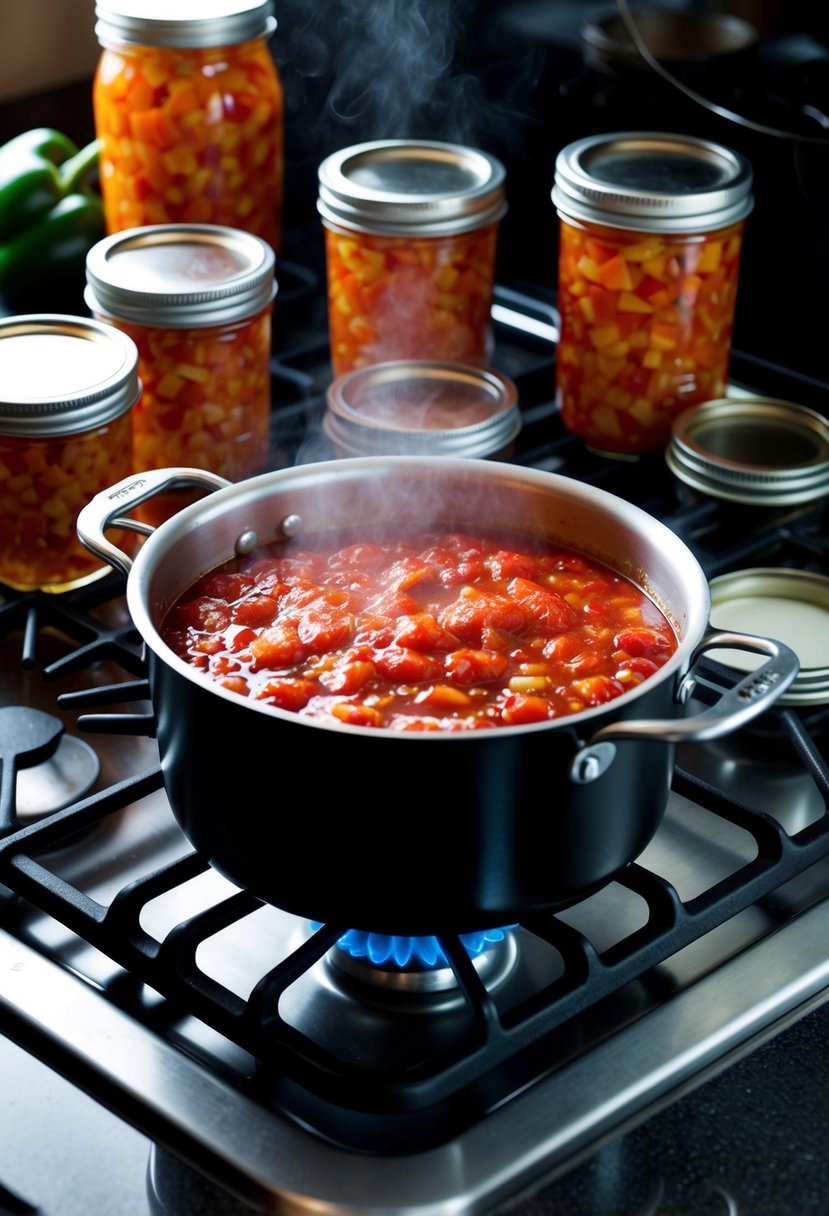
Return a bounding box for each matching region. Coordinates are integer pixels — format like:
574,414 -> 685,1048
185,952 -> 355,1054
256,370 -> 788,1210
1,270 -> 828,1216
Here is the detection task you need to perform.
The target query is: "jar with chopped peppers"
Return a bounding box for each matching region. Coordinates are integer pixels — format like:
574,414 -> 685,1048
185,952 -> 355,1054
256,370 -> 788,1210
92,1 -> 284,254
552,132 -> 753,456
85,224 -> 276,526
317,140 -> 507,376
0,315 -> 139,592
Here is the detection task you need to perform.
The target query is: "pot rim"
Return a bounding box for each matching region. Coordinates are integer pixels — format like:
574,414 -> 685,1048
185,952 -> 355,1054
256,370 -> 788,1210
124,456 -> 712,739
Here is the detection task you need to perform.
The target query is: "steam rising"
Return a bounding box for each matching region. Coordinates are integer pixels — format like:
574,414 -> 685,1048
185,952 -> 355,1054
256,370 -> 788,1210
277,0 -> 544,157
274,0 -> 547,465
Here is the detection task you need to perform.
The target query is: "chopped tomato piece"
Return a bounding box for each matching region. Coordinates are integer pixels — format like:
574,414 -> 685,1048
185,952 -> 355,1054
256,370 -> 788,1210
500,693 -> 552,725
296,605 -> 354,654
439,592 -> 525,646
614,627 -> 673,657
439,552 -> 485,585
249,622 -> 307,668
319,660 -> 376,694
374,647 -> 443,683
508,578 -> 578,636
218,675 -> 249,697
200,572 -> 254,600
256,678 -> 318,712
232,595 -> 278,627
414,684 -> 474,710
571,675 -> 624,705
331,701 -> 383,728
394,612 -> 456,652
445,648 -> 509,685
488,549 -> 539,581
370,588 -> 422,618
618,656 -> 660,679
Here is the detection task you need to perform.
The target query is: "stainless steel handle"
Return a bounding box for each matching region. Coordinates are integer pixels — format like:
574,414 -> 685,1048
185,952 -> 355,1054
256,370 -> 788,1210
570,630 -> 800,783
76,467 -> 231,576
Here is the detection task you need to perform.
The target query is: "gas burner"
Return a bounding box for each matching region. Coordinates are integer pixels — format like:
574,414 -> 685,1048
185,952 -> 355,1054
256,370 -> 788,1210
0,706 -> 100,833
323,925 -> 519,994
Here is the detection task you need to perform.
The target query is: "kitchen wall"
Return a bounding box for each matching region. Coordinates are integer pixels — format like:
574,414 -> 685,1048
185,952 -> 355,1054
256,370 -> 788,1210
0,0 -> 98,102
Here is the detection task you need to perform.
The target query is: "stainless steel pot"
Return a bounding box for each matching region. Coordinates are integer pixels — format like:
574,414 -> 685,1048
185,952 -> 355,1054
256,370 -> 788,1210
77,458 -> 798,934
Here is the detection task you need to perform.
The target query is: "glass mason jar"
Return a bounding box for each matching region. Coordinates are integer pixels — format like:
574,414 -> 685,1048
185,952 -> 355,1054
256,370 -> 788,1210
317,140 -> 507,377
552,132 -> 754,457
85,224 -> 276,526
93,1 -> 284,254
0,315 -> 139,592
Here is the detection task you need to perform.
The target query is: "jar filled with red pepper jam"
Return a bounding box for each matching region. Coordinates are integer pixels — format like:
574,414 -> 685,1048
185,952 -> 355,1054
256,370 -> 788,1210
85,223 -> 276,526
552,132 -> 753,457
93,0 -> 284,254
0,315 -> 139,592
317,140 -> 507,377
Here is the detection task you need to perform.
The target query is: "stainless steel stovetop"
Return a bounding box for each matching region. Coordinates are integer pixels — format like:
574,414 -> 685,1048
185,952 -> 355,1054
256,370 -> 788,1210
1,275 -> 828,1216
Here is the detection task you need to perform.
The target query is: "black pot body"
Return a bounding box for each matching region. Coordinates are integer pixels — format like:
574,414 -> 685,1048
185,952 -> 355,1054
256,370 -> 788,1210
151,646 -> 676,933
126,457 -> 709,935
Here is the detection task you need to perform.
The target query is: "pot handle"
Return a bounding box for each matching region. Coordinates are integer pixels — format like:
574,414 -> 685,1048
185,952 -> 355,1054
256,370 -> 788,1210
570,630 -> 799,784
76,467 -> 231,576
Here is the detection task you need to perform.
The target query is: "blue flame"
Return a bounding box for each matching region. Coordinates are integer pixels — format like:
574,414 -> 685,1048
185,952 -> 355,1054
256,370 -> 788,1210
311,924 -> 517,969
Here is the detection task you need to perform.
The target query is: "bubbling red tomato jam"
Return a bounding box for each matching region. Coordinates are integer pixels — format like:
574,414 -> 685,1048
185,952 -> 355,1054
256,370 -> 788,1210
160,530 -> 678,731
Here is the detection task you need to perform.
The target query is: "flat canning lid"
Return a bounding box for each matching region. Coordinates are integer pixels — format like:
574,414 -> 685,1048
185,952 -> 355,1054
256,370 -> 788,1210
709,567 -> 829,706
317,140 -> 508,237
323,361 -> 521,458
667,398 -> 829,506
0,314 -> 140,437
552,131 -> 753,233
95,0 -> 276,49
85,224 -> 276,328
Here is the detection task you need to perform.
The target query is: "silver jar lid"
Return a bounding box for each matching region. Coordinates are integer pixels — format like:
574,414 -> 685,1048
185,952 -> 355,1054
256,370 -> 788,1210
709,568 -> 829,707
666,398 -> 829,506
323,361 -> 521,458
552,131 -> 753,234
317,140 -> 508,237
85,225 -> 277,328
0,314 -> 140,438
94,0 -> 276,49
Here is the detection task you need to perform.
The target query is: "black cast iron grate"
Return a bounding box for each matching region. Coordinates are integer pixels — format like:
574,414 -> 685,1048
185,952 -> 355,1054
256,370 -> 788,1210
0,274 -> 828,1153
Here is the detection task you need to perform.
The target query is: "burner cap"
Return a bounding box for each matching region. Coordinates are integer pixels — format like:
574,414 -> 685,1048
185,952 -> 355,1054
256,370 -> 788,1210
16,734 -> 100,821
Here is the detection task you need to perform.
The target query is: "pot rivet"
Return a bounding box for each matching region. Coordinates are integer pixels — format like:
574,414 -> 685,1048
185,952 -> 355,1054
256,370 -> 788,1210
278,513 -> 303,539
570,742 -> 617,784
234,529 -> 259,556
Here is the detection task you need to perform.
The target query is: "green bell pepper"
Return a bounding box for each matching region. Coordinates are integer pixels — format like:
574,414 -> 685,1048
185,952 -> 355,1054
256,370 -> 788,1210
0,127 -> 105,296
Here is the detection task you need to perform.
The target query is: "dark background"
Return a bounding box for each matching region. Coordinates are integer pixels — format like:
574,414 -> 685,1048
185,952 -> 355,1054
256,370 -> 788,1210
2,0 -> 829,380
